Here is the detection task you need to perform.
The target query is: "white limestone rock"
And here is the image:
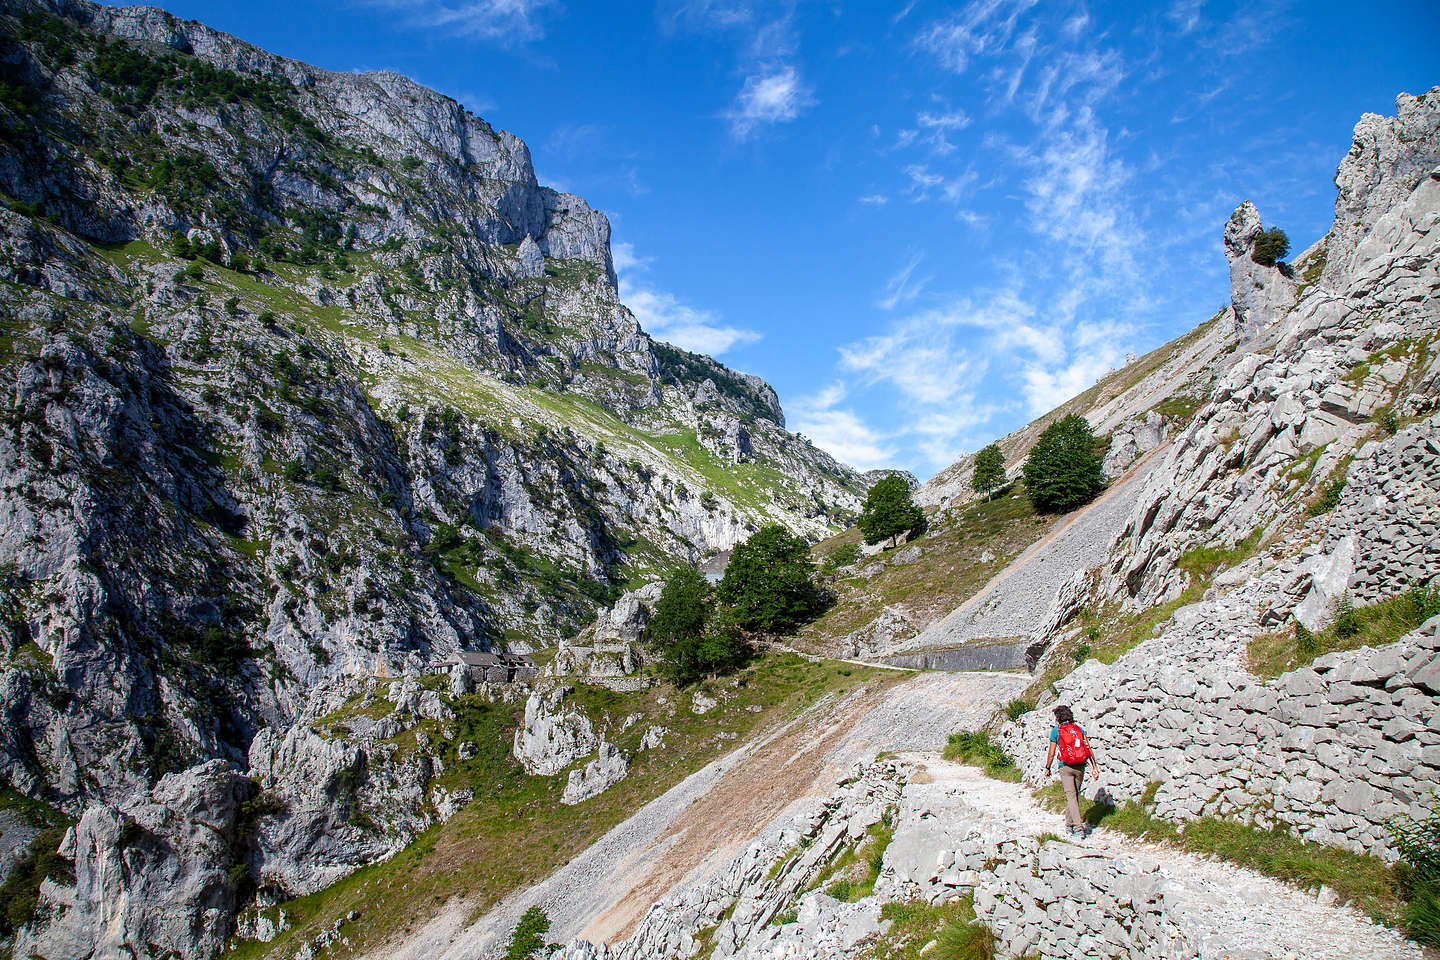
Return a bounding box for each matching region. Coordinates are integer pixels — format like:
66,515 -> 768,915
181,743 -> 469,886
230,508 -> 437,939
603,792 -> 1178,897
561,743 -> 629,805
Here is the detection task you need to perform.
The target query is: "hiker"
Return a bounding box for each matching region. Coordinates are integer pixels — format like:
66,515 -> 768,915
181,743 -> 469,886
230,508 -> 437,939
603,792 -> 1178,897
1045,705 -> 1099,836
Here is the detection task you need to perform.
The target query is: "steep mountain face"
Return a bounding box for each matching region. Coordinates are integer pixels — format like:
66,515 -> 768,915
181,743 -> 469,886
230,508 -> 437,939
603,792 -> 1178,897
0,2 -> 867,956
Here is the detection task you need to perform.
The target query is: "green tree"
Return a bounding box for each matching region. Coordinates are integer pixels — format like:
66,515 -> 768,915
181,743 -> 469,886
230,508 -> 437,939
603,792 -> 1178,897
857,474 -> 923,548
648,568 -> 712,653
1022,413 -> 1104,512
971,443 -> 1006,500
717,524 -> 821,632
1251,227 -> 1290,266
647,568 -> 749,682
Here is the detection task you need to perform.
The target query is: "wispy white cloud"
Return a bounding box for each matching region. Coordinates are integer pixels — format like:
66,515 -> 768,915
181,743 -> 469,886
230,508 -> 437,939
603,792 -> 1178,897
903,163 -> 978,204
877,252 -> 929,311
790,384 -> 899,471
728,65 -> 815,138
914,0 -> 1039,74
624,289 -> 761,355
858,193 -> 889,206
1166,0 -> 1203,33
611,241 -> 651,275
364,0 -> 558,42
614,242 -> 759,356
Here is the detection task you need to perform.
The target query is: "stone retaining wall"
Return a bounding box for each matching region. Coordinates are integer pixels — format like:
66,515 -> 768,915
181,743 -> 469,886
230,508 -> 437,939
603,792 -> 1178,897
883,639 -> 1029,671
1005,617 -> 1440,857
977,842 -> 1195,960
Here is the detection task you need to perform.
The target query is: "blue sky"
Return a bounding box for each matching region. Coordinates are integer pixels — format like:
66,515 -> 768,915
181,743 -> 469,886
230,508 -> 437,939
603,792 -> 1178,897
126,0 -> 1438,479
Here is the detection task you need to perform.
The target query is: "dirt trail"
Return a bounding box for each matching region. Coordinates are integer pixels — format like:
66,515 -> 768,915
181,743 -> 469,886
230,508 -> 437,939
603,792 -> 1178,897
373,671 -> 1027,960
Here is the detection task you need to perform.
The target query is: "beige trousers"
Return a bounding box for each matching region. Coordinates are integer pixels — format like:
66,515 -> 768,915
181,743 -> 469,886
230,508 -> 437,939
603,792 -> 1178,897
1059,764 -> 1085,829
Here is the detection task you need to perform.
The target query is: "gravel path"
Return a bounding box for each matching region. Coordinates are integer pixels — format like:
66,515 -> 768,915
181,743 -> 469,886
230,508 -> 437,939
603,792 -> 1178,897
900,446 -> 1163,650
368,672 -> 1027,960
905,758 -> 1424,960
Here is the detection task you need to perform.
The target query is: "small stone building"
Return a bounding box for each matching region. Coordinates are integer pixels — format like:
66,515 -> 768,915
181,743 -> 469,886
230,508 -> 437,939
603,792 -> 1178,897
451,650 -> 538,684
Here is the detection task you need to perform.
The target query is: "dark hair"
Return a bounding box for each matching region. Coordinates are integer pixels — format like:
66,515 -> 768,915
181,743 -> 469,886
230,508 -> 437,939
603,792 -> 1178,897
1053,705 -> 1074,724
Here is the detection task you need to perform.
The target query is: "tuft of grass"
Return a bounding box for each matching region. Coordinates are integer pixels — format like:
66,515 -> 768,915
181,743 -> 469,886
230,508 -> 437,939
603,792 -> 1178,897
1247,584 -> 1440,676
1034,782 -> 1408,926
871,897 -> 996,960
943,731 -> 1021,782
1004,697 -> 1034,721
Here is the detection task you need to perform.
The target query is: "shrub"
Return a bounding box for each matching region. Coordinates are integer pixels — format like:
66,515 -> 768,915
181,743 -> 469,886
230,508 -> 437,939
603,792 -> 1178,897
1251,227 -> 1290,266
223,297 -> 239,315
1004,697 -> 1033,721
1071,644 -> 1092,663
502,906 -> 552,960
1022,413 -> 1104,512
971,442 -> 1006,500
857,474 -> 923,547
1386,796 -> 1440,944
1294,622 -> 1316,658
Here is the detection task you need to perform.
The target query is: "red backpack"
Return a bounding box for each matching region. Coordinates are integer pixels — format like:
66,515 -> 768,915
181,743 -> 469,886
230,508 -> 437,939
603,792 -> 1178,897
1057,723 -> 1091,766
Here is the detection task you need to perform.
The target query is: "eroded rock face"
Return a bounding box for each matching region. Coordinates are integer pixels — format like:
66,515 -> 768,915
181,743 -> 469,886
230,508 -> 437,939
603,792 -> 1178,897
561,742 -> 628,805
1100,410 -> 1167,480
16,761 -> 251,960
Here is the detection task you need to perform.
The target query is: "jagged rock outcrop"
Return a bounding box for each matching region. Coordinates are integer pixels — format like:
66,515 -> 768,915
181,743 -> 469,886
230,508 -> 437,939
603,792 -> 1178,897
513,686 -> 600,776
1225,200 -> 1298,341
546,583 -> 659,679
1099,410 -> 1167,479
561,742 -> 628,805
1102,89 -> 1440,613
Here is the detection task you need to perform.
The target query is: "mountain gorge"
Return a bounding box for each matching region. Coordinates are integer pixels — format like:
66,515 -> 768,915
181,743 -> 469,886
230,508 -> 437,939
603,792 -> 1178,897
2,2 -> 1439,960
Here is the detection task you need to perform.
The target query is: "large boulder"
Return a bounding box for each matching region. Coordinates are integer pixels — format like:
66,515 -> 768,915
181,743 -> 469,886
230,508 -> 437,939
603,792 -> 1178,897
512,686 -> 599,776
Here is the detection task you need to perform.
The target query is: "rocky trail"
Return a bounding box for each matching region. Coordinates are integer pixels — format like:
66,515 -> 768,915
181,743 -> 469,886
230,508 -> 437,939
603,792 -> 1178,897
866,758 -> 1422,960
368,672 -> 1028,960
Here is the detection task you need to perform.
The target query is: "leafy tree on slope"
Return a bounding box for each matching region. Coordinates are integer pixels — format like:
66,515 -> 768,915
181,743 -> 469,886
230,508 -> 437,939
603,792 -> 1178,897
717,524 -> 822,632
857,474 -> 923,548
971,443 -> 1007,500
1022,413 -> 1104,512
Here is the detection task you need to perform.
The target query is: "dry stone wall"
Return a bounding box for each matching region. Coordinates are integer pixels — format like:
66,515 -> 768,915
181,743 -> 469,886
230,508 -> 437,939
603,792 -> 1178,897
1001,417 -> 1440,859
